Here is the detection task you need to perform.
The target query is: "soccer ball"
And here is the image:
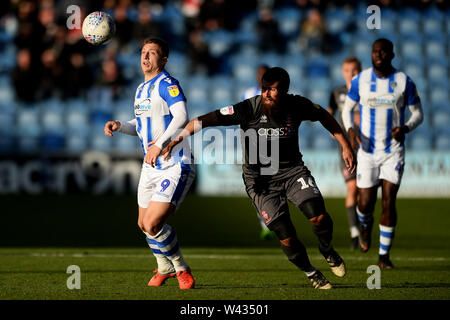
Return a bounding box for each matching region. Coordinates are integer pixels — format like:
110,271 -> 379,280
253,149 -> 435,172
82,11 -> 115,45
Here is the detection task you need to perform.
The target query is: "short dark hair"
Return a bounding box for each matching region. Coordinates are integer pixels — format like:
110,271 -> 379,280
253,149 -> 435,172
342,56 -> 362,72
373,38 -> 394,53
141,37 -> 169,58
261,67 -> 290,94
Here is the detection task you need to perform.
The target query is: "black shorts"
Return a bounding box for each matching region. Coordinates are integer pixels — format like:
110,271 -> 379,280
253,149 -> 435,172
243,164 -> 323,226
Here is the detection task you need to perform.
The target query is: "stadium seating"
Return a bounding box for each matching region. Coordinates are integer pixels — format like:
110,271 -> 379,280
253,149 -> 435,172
2,4 -> 449,155
203,30 -> 234,58
435,132 -> 450,150
274,7 -> 302,39
408,125 -> 433,151
210,76 -> 234,106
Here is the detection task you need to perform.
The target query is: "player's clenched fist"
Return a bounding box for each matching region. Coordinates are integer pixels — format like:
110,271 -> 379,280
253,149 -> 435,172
104,121 -> 121,136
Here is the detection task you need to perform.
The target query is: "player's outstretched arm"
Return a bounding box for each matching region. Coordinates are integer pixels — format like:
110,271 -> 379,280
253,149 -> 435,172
105,119 -> 138,137
318,108 -> 357,174
162,111 -> 220,160
104,120 -> 121,136
341,96 -> 361,150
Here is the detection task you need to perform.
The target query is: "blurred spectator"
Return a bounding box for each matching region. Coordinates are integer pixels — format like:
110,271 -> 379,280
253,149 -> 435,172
199,0 -> 235,31
37,1 -> 58,52
294,0 -> 328,11
14,0 -> 40,53
38,48 -> 63,100
15,0 -> 38,23
11,48 -> 38,103
182,0 -> 202,33
102,0 -> 116,15
187,26 -> 214,75
96,58 -> 125,101
132,1 -> 161,42
62,53 -> 92,99
256,7 -> 285,53
298,8 -> 331,54
113,5 -> 134,47
14,20 -> 41,52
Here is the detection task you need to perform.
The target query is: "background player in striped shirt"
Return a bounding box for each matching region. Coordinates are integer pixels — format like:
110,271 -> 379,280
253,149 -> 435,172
342,39 -> 424,268
327,56 -> 362,250
104,38 -> 195,289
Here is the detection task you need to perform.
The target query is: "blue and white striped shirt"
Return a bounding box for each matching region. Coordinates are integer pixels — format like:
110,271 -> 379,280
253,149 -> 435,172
133,70 -> 190,169
344,67 -> 421,154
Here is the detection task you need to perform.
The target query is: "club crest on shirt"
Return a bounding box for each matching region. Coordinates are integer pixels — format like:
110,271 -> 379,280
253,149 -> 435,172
168,85 -> 180,97
220,105 -> 234,115
260,114 -> 268,123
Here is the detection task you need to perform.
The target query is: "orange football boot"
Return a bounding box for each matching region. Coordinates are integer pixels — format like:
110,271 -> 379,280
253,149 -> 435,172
148,269 -> 176,286
176,269 -> 195,289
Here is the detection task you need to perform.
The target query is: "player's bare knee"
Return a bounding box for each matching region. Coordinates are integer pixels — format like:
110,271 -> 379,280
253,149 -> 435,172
280,237 -> 292,247
309,214 -> 326,226
142,221 -> 161,237
358,201 -> 374,214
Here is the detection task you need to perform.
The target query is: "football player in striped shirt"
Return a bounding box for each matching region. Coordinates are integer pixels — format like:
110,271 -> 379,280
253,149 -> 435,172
342,39 -> 424,268
104,38 -> 195,289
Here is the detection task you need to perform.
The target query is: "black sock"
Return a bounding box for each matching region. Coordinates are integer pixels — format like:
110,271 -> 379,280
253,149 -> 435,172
281,238 -> 315,273
312,213 -> 334,254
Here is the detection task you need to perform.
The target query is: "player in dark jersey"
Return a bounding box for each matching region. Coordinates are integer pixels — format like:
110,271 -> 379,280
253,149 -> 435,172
327,56 -> 362,250
160,67 -> 356,289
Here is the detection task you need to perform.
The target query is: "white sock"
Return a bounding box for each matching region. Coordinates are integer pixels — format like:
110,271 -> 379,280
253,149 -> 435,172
305,267 -> 318,277
146,224 -> 189,273
144,231 -> 175,274
350,226 -> 360,238
356,207 -> 373,228
379,225 -> 395,255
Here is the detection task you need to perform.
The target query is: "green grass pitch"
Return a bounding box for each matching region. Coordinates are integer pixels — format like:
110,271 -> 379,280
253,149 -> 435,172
0,195 -> 449,300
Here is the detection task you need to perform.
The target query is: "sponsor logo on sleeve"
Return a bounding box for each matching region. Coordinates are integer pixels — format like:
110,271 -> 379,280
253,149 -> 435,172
220,105 -> 234,115
168,85 -> 180,97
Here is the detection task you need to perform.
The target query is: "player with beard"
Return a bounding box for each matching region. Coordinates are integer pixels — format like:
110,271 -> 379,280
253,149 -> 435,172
156,67 -> 356,289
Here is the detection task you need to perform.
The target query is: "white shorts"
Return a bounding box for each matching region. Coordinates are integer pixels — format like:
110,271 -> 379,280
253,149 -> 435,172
356,149 -> 405,188
137,162 -> 195,208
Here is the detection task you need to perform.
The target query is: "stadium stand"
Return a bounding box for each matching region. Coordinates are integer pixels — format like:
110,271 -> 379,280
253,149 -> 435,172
0,1 -> 448,154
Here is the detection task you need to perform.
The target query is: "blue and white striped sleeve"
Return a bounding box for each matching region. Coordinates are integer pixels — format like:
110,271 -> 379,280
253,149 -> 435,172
118,119 -> 138,136
404,76 -> 423,131
159,79 -> 187,107
347,74 -> 360,102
